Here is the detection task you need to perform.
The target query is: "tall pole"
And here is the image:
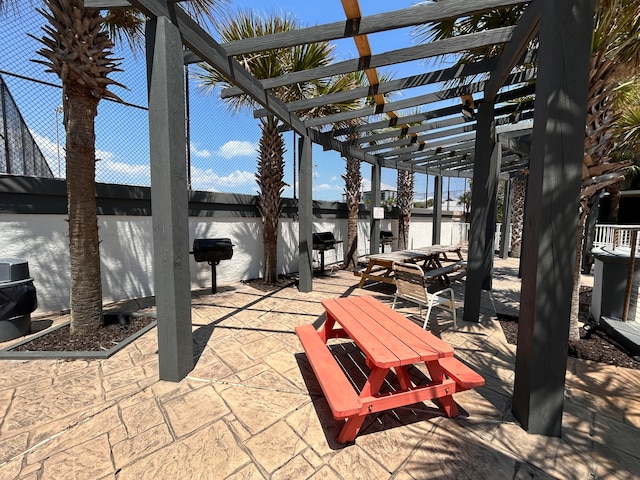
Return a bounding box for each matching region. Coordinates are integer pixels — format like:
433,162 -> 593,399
55,106 -> 62,177
146,15 -> 193,382
512,0 -> 595,436
185,64 -> 192,190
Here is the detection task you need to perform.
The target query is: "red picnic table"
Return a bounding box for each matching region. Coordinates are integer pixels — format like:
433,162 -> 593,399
295,296 -> 484,444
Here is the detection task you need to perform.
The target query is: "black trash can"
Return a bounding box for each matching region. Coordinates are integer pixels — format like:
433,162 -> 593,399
591,247 -> 640,321
0,258 -> 37,342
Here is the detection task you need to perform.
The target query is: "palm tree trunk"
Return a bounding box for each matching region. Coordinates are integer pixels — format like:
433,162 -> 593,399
343,155 -> 361,270
397,170 -> 414,250
65,86 -> 103,334
257,116 -> 285,283
569,200 -> 591,344
509,175 -> 527,258
606,184 -> 621,222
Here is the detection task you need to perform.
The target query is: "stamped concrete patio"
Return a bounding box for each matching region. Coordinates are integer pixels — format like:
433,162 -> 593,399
1,255 -> 639,479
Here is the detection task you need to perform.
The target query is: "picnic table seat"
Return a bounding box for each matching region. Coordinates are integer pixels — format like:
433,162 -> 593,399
295,297 -> 484,443
392,262 -> 457,330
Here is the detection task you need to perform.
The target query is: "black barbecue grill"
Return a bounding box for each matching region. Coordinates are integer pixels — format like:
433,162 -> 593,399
380,230 -> 395,253
312,232 -> 342,273
191,238 -> 234,293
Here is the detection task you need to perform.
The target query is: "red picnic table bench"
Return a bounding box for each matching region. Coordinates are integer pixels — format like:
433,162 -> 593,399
295,296 -> 484,444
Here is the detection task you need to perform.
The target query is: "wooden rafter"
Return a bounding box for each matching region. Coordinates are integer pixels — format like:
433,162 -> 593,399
86,0 -> 541,175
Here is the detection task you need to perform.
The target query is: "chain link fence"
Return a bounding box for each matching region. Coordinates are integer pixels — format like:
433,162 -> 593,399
1,7 -> 475,203
0,7 -> 275,196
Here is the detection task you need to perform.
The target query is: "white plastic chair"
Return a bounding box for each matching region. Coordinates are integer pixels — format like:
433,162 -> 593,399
392,262 -> 457,330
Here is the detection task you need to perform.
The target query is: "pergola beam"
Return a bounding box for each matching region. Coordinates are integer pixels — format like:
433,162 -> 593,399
248,57 -> 498,108
375,118 -> 533,161
484,0 -> 541,102
221,27 -> 516,97
123,0 -> 375,167
218,0 -> 528,56
356,104 -> 534,160
260,66 -> 536,126
500,134 -> 532,156
336,69 -> 536,145
330,83 -> 535,136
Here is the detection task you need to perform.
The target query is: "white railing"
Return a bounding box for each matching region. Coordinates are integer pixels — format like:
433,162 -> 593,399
593,224 -> 640,252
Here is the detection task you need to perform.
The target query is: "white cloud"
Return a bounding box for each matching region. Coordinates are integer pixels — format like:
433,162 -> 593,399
32,130 -> 119,179
361,178 -> 396,192
316,183 -> 343,192
190,168 -> 255,191
98,158 -> 147,175
31,131 -> 59,164
96,158 -> 150,185
95,149 -> 115,162
190,143 -> 211,158
215,140 -> 258,159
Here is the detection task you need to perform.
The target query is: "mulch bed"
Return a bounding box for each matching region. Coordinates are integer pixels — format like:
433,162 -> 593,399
10,314 -> 156,352
240,274 -> 298,293
498,285 -> 640,371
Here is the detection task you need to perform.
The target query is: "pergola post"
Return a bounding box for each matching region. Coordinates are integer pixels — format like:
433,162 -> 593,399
463,100 -> 495,323
512,0 -> 595,436
482,140 -> 502,290
298,134 -> 313,292
145,15 -> 193,382
369,162 -> 381,255
432,174 -> 443,245
499,177 -> 513,259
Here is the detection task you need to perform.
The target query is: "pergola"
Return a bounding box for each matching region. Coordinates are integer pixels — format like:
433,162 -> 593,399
86,0 -> 595,437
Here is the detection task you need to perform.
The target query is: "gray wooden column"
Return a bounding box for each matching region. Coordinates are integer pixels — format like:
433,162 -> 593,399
432,174 -> 443,245
482,140 -> 502,290
512,0 -> 595,436
369,162 -> 381,255
499,177 -> 513,259
463,100 -> 495,323
145,16 -> 193,382
298,134 -> 313,292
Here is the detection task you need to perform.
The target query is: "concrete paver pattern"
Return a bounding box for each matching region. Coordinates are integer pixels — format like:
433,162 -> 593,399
0,256 -> 638,479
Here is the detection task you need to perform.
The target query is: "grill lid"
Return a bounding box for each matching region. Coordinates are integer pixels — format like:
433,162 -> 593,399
192,238 -> 234,263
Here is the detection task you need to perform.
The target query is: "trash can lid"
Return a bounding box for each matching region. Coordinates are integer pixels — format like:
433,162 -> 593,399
592,246 -> 637,263
0,258 -> 30,283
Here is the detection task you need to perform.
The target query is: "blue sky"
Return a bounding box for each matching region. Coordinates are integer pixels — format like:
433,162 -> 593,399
1,1 -> 469,202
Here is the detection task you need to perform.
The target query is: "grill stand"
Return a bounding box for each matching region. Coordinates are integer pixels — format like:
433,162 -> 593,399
208,261 -> 219,294
318,251 -> 327,274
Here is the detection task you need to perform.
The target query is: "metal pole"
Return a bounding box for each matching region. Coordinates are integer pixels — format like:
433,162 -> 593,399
55,106 -> 62,177
1,81 -> 11,174
622,229 -> 638,322
293,131 -> 297,200
185,64 -> 192,190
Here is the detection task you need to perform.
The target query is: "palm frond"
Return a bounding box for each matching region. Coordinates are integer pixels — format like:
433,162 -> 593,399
196,8 -> 336,113
103,9 -> 145,53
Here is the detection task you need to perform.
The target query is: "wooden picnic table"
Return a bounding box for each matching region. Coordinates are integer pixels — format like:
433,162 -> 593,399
355,244 -> 464,288
295,296 -> 484,443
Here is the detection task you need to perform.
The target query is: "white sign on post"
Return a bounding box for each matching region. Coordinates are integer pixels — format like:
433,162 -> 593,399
373,207 -> 385,219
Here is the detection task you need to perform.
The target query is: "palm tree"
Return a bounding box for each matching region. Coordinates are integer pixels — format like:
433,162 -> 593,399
458,190 -> 472,223
509,173 -> 527,258
604,79 -> 640,221
28,0 -> 225,335
307,72 -> 368,273
397,169 -> 415,250
342,149 -> 362,269
341,72 -> 395,270
420,0 -> 640,343
197,9 -> 339,283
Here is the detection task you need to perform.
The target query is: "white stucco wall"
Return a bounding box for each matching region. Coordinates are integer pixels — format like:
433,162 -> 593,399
0,213 -> 465,314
